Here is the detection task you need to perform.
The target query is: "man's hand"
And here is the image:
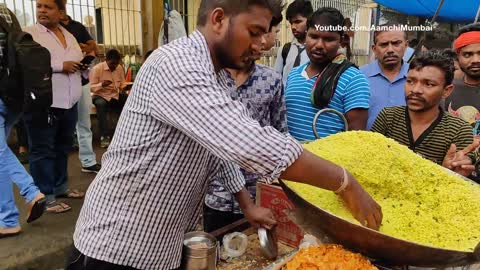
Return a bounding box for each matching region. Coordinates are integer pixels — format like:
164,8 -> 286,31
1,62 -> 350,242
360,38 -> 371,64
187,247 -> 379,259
338,171 -> 383,230
243,205 -> 277,230
442,141 -> 480,176
102,80 -> 113,87
63,61 -> 81,73
235,187 -> 276,229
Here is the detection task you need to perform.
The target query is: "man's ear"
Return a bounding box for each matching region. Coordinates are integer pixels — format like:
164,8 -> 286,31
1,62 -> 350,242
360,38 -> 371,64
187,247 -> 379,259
209,8 -> 227,35
442,84 -> 455,99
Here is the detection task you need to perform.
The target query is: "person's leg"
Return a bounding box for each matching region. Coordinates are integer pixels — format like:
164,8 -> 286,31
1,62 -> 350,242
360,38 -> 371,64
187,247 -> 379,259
76,84 -> 98,169
0,101 -> 43,229
92,96 -> 109,137
24,110 -> 57,204
53,105 -> 79,198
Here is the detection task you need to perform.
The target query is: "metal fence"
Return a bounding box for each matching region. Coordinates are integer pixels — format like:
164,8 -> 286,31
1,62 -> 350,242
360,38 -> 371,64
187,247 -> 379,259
2,0 -> 143,59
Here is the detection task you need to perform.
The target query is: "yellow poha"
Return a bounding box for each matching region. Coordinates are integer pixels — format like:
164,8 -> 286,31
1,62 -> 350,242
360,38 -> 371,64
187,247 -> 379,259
284,131 -> 480,252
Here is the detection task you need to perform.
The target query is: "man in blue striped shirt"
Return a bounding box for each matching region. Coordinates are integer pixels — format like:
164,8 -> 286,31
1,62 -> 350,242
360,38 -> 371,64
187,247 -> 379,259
285,7 -> 370,141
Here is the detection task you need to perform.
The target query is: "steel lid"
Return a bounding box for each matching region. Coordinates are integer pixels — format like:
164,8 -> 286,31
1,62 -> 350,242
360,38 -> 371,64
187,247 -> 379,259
258,227 -> 278,260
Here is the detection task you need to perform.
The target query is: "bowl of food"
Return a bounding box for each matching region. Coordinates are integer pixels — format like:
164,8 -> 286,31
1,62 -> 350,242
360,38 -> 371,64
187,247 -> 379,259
280,131 -> 480,267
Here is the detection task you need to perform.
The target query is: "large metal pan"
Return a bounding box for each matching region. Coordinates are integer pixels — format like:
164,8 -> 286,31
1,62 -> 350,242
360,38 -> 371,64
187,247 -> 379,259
285,109 -> 480,267
279,179 -> 480,267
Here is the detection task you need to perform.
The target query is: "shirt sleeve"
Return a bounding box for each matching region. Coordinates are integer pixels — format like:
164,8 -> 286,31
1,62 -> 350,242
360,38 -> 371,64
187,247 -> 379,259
270,74 -> 288,134
77,24 -> 94,44
215,159 -> 246,195
148,54 -> 303,183
273,46 -> 284,75
343,70 -> 370,113
89,65 -> 103,92
371,108 -> 389,135
452,120 -> 475,161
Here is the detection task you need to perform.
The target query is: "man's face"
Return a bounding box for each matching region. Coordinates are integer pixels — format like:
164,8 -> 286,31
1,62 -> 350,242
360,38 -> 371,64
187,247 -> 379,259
373,31 -> 407,69
263,25 -> 280,51
458,43 -> 480,80
305,27 -> 341,65
404,66 -> 452,112
213,6 -> 271,70
107,59 -> 120,71
289,14 -> 308,42
36,0 -> 62,28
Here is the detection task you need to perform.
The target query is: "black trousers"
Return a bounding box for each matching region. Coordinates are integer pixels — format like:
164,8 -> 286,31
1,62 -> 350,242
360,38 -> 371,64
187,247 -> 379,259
203,205 -> 244,233
65,245 -> 138,270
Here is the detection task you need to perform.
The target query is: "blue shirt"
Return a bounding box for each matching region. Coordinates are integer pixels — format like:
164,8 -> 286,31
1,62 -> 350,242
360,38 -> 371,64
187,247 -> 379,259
285,62 -> 370,141
360,60 -> 409,130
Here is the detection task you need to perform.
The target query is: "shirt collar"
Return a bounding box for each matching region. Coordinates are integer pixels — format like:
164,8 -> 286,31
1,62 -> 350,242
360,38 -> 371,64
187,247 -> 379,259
35,22 -> 67,34
102,61 -> 111,71
366,60 -> 409,80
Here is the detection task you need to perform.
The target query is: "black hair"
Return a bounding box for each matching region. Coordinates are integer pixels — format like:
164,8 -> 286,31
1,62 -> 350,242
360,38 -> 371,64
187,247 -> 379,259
270,13 -> 283,28
197,0 -> 284,26
54,0 -> 66,11
409,38 -> 419,48
286,0 -> 313,21
458,23 -> 480,37
144,50 -> 154,62
409,50 -> 454,86
106,49 -> 122,61
373,22 -> 407,44
443,48 -> 458,61
306,7 -> 344,36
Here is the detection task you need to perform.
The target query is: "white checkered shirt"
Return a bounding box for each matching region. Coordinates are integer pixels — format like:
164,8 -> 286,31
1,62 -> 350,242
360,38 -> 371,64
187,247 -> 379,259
73,30 -> 303,270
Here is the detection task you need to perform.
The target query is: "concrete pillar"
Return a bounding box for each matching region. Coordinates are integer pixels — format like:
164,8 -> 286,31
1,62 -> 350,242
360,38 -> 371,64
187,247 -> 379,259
141,0 -> 164,55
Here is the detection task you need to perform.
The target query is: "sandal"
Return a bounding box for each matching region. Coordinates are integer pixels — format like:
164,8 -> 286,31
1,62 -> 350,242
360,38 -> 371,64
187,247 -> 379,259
26,193 -> 46,223
56,189 -> 85,199
46,201 -> 72,214
0,226 -> 21,238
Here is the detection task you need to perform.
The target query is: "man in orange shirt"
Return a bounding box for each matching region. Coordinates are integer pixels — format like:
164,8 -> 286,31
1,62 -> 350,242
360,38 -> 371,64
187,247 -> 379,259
90,49 -> 128,148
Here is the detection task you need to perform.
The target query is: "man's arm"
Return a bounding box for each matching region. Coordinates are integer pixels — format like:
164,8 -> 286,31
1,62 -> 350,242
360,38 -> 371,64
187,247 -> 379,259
216,160 -> 277,229
148,54 -> 382,230
80,40 -> 99,55
343,70 -> 370,130
280,150 -> 382,229
89,65 -> 103,93
345,109 -> 368,130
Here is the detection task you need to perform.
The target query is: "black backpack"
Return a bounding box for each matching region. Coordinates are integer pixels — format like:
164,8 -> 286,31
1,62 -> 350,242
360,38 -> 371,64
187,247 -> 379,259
0,15 -> 52,113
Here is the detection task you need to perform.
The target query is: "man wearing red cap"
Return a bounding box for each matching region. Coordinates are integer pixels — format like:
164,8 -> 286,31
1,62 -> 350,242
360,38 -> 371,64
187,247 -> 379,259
445,23 -> 480,182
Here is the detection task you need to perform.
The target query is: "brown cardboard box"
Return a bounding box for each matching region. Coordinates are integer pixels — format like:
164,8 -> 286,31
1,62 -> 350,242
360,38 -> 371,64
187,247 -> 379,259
256,182 -> 304,247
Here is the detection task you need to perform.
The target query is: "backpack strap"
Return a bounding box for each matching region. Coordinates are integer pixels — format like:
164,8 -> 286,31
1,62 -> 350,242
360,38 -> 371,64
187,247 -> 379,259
310,54 -> 358,109
281,42 -> 291,66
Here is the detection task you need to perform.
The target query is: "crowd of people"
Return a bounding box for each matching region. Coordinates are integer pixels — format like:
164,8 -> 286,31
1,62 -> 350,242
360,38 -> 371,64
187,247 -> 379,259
0,0 -> 479,269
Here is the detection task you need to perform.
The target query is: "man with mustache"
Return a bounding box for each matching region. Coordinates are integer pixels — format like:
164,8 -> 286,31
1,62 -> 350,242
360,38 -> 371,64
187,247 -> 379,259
24,0 -> 86,213
444,23 -> 480,182
274,0 -> 312,85
285,7 -> 370,141
372,51 -> 478,177
203,15 -> 285,232
360,23 -> 410,130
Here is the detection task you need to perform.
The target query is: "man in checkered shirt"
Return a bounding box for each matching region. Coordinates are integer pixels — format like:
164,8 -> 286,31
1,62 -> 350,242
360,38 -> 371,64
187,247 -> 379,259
68,1 -> 383,269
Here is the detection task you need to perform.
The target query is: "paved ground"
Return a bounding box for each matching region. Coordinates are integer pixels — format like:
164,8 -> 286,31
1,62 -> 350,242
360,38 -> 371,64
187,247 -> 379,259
0,145 -> 107,270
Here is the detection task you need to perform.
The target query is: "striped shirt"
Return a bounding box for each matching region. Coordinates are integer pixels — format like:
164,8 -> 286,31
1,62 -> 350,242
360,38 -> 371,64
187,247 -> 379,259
205,64 -> 287,214
73,30 -> 303,270
285,62 -> 370,141
371,106 -> 473,164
